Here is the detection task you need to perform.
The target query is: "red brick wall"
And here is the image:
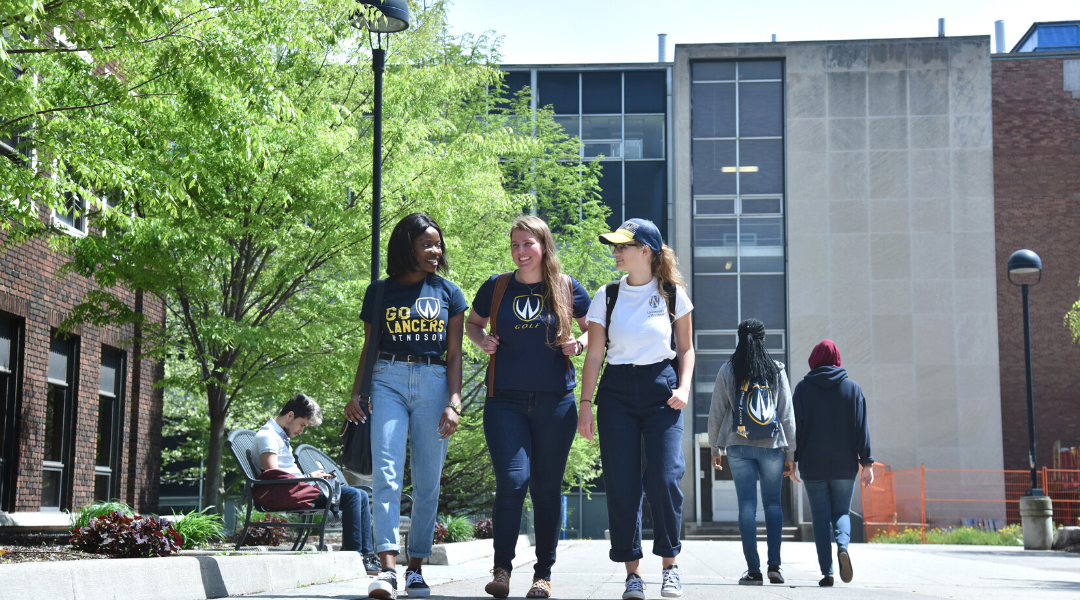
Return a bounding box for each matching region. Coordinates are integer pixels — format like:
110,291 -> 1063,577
0,202 -> 164,513
993,54 -> 1080,471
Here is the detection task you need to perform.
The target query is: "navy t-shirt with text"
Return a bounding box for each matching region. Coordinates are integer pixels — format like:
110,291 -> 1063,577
359,274 -> 468,357
472,273 -> 591,392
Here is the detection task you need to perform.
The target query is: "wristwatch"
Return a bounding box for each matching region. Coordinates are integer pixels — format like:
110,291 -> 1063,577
448,401 -> 462,415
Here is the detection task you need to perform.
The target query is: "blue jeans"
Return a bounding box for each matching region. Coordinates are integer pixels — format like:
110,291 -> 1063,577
370,359 -> 450,557
803,478 -> 856,575
321,486 -> 373,555
726,444 -> 785,572
597,361 -> 685,562
484,390 -> 577,579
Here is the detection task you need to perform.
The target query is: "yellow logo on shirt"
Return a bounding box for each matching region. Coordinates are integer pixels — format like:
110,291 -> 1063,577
384,298 -> 445,341
513,294 -> 543,329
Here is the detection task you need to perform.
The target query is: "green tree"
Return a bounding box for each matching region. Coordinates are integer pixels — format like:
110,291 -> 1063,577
54,1 -> 608,513
1067,279 -> 1080,347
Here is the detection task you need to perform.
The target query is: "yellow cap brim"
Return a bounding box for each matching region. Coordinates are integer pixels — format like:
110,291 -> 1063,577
599,230 -> 635,245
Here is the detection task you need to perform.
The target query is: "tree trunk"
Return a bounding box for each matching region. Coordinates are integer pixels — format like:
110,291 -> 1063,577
202,386 -> 229,515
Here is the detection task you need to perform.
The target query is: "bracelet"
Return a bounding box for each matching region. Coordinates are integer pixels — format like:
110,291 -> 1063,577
575,340 -> 584,356
580,399 -> 592,404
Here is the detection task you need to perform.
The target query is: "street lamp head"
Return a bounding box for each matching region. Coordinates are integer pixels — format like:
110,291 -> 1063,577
351,0 -> 410,33
1008,248 -> 1042,286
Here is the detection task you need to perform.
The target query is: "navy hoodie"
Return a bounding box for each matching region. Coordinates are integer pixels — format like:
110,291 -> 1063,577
793,366 -> 874,480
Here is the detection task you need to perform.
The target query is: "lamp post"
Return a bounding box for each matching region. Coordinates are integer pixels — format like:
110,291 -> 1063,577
351,0 -> 410,282
1006,248 -> 1043,495
1007,248 -> 1054,550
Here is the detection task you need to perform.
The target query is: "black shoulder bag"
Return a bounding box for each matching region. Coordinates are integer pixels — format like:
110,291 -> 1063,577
340,279 -> 385,476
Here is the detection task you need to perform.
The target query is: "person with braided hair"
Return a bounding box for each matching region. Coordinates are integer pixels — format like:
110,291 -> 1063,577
708,318 -> 797,586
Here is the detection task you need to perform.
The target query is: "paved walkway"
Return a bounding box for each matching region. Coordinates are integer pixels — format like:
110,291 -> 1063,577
239,540 -> 1080,599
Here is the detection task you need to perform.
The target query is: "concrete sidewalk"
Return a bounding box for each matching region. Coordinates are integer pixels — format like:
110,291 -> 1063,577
241,540 -> 1080,599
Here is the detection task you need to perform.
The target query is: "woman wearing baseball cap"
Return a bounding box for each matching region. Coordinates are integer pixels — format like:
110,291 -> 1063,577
578,218 -> 695,600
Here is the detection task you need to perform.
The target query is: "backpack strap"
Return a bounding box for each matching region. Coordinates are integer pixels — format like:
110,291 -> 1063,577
603,281 -> 620,347
485,272 -> 514,397
662,282 -> 681,386
562,274 -> 574,376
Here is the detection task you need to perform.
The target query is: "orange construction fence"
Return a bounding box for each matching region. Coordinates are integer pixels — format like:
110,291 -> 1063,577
860,463 -> 1080,539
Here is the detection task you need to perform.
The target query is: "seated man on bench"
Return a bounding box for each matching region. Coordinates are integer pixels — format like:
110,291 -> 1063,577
254,393 -> 380,574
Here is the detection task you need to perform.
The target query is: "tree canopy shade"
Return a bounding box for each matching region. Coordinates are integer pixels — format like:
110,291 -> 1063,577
40,1 -> 610,511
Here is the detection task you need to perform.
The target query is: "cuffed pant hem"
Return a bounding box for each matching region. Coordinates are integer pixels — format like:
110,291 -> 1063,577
652,544 -> 681,558
407,549 -> 432,559
610,549 -> 645,563
376,544 -> 400,555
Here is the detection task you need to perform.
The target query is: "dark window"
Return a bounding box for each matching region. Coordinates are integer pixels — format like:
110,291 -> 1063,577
692,275 -> 739,330
739,60 -> 783,80
96,349 -> 123,501
582,71 -> 622,114
693,61 -> 736,82
738,139 -> 783,195
538,72 -> 579,114
501,71 -> 531,102
56,164 -> 85,232
595,160 -> 623,230
624,161 -> 666,233
624,115 -> 664,159
624,71 -> 666,113
739,82 -> 783,137
0,315 -> 22,512
691,140 -> 737,195
740,275 -> 786,328
691,83 -> 736,138
44,334 -> 77,510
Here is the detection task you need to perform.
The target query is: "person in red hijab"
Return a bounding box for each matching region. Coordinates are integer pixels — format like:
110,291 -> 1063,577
793,340 -> 874,587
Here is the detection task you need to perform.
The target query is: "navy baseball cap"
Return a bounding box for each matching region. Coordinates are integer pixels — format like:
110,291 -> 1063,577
599,218 -> 664,253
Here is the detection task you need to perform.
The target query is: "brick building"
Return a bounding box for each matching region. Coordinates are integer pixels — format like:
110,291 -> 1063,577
0,198 -> 165,518
993,29 -> 1080,471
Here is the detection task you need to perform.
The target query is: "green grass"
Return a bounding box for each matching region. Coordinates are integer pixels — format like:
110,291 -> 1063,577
68,500 -> 134,531
172,507 -> 226,549
871,524 -> 1023,546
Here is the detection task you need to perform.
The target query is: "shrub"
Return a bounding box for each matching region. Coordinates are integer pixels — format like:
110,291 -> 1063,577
433,521 -> 448,545
235,515 -> 289,547
69,512 -> 183,558
871,524 -> 1023,546
443,515 -> 474,544
172,508 -> 225,549
474,518 -> 493,539
69,501 -> 134,532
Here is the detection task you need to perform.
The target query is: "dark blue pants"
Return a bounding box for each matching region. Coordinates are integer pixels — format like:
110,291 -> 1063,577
596,361 -> 685,562
726,444 -> 785,572
324,485 -> 374,555
804,478 -> 856,575
484,390 -> 577,579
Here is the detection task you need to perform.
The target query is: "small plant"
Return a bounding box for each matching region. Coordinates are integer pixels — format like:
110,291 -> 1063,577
172,508 -> 225,549
871,524 -> 1023,546
474,518 -> 493,539
442,515 -> 474,544
69,500 -> 134,532
69,512 -> 183,558
433,521 -> 448,545
235,515 -> 289,547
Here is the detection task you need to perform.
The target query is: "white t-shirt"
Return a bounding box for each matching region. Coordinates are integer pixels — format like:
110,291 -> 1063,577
253,418 -> 302,477
586,276 -> 693,365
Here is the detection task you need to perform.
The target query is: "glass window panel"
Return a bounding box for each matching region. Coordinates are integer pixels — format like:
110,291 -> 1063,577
738,82 -> 783,137
41,469 -> 61,508
596,161 -> 623,230
739,60 -> 783,80
694,354 -> 731,388
96,397 -> 113,467
582,71 -> 622,114
738,139 -> 783,195
501,71 -> 530,101
694,415 -> 708,434
764,332 -> 785,351
739,218 -> 783,247
740,275 -> 786,329
624,161 -> 666,231
623,115 -> 664,159
695,198 -> 735,215
693,220 -> 737,273
693,61 -> 736,81
693,275 -> 739,329
741,198 -> 782,214
94,473 -> 111,502
44,384 -> 66,462
691,140 -> 736,195
581,116 -> 621,140
48,337 -> 67,382
583,142 -> 621,159
740,254 -> 784,273
538,72 -> 579,114
624,71 -> 666,113
696,332 -> 737,351
691,83 -> 735,138
553,116 -> 579,139
0,318 -> 10,372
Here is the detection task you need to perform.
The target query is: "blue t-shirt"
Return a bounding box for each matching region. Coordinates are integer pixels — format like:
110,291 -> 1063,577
360,274 -> 468,357
471,273 -> 591,392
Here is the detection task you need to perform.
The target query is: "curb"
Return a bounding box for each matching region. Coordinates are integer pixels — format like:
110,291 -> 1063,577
423,534 -> 531,565
0,550 -> 363,600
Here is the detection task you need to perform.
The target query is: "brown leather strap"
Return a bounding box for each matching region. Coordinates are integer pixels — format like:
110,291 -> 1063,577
563,274 -> 573,375
486,272 -> 513,397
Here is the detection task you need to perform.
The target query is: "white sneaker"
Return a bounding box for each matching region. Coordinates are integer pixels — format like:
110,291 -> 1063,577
622,573 -> 646,600
661,565 -> 683,597
368,570 -> 398,599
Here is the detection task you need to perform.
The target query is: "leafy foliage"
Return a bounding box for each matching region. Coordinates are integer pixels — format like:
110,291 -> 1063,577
69,512 -> 183,558
871,525 -> 1023,546
172,508 -> 225,549
1067,281 -> 1080,346
69,500 -> 135,531
232,515 -> 288,547
441,515 -> 474,544
432,520 -> 448,545
473,517 -> 493,540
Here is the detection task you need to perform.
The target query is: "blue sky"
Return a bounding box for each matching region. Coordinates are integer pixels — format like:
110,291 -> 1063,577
443,0 -> 1078,64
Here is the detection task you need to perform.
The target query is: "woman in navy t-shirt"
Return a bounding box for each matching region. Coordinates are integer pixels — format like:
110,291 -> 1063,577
345,213 -> 468,599
465,216 -> 590,599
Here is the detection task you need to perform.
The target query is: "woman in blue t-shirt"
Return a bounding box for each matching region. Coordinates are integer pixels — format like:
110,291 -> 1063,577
465,216 -> 591,600
345,213 -> 468,600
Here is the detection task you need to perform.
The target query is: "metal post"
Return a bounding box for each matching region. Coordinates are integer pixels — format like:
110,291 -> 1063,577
1022,283 -> 1041,494
919,464 -> 926,541
371,47 -> 385,283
